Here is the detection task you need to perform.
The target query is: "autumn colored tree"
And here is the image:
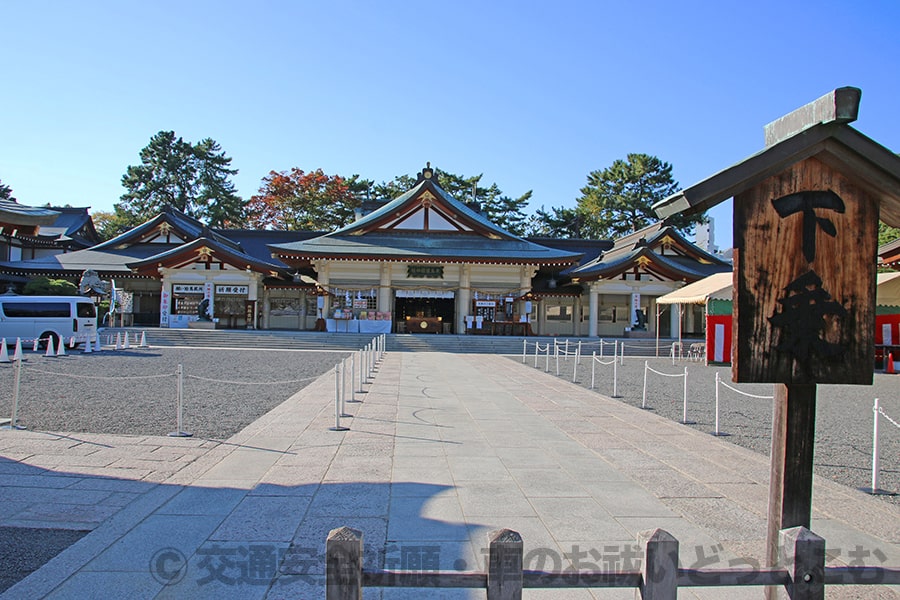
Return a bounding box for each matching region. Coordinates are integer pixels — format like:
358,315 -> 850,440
246,168 -> 366,230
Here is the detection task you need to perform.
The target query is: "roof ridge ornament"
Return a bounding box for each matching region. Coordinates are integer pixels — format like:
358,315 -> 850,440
417,162 -> 435,183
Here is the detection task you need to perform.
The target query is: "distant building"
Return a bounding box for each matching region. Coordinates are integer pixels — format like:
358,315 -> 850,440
0,165 -> 729,336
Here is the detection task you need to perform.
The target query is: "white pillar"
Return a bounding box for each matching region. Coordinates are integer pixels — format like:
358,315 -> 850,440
588,288 -> 599,337
669,303 -> 680,338
457,264 -> 471,334
378,262 -> 392,313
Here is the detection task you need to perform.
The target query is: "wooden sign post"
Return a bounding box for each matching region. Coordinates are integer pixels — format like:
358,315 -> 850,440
652,87 -> 900,598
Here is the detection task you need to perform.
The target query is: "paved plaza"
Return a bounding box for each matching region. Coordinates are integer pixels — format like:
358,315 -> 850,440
1,351 -> 898,599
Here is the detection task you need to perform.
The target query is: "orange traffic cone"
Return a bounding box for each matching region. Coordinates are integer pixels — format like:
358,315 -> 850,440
887,352 -> 895,374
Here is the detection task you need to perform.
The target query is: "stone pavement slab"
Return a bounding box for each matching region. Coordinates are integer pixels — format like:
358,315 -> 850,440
0,351 -> 897,599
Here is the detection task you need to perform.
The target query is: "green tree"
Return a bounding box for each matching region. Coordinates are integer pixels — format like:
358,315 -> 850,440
879,222 -> 900,248
0,178 -> 16,202
23,276 -> 78,295
118,131 -> 245,226
92,209 -> 142,241
525,205 -> 588,238
576,153 -> 703,238
194,138 -> 246,228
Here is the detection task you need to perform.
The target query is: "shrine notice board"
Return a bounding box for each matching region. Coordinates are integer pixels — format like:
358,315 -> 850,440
733,157 -> 877,385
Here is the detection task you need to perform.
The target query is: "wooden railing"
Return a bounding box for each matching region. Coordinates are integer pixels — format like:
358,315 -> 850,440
325,525 -> 900,599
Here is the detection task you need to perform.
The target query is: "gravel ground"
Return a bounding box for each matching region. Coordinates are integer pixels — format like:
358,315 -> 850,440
0,347 -> 349,440
508,350 -> 900,506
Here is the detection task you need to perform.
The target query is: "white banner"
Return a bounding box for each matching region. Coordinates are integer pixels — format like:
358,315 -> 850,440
395,289 -> 455,299
173,284 -> 204,294
216,285 -> 249,295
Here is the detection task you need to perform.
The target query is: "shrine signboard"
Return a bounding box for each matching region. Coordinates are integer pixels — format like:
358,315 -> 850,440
733,157 -> 877,385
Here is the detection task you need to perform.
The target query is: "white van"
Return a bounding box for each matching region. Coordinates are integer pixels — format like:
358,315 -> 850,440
0,295 -> 98,348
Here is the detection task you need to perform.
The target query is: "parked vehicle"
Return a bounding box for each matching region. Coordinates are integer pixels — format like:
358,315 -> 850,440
0,295 -> 97,348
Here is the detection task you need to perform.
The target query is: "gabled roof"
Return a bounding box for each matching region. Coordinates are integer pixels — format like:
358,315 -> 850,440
37,207 -> 99,248
270,165 -> 582,267
653,115 -> 900,227
127,237 -> 285,277
570,223 -> 730,281
91,206 -> 242,253
0,198 -> 59,229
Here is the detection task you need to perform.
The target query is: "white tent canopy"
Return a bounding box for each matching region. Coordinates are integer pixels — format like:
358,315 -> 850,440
656,272 -> 733,305
877,272 -> 900,307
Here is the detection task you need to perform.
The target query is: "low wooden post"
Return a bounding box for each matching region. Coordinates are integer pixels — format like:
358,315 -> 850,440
637,528 -> 678,600
326,526 -> 363,600
779,526 -> 825,600
487,528 -> 523,600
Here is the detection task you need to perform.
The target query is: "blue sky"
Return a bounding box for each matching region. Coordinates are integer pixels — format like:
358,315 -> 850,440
2,1 -> 898,249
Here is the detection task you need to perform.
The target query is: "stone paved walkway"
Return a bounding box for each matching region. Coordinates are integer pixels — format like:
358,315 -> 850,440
1,352 -> 898,599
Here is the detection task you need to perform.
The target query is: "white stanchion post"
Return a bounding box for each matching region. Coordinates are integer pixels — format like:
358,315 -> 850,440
641,361 -> 649,409
681,367 -> 694,424
590,351 -> 596,389
347,354 -> 358,403
545,343 -> 550,373
168,364 -> 192,437
564,339 -> 569,362
2,359 -> 24,430
330,363 -> 349,431
612,350 -> 619,398
357,349 -> 365,393
713,372 -> 723,436
534,342 -> 539,368
871,398 -> 881,493
340,358 -> 351,417
599,339 -> 604,359
555,343 -> 560,376
620,341 -> 625,365
572,344 -> 579,383
522,339 -> 527,363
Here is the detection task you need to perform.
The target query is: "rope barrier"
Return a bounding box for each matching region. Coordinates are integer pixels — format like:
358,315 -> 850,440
590,348 -> 619,397
185,374 -> 319,386
867,398 -> 900,495
642,361 -> 689,423
23,367 -> 173,381
713,372 -> 774,437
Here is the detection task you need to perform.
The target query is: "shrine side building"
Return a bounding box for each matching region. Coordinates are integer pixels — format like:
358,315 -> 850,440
0,165 -> 730,337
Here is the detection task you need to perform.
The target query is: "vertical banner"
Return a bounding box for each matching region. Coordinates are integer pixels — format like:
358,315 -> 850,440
160,288 -> 170,328
630,292 -> 641,325
204,282 -> 214,320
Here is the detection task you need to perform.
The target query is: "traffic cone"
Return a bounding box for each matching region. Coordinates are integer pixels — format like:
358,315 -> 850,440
123,332 -> 131,349
95,331 -> 102,352
115,332 -> 122,350
44,338 -> 56,357
0,339 -> 9,363
139,331 -> 148,347
13,339 -> 23,362
83,335 -> 92,354
56,336 -> 66,357
888,353 -> 895,374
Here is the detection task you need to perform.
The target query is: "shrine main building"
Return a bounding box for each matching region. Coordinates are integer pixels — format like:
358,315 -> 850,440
0,165 -> 730,338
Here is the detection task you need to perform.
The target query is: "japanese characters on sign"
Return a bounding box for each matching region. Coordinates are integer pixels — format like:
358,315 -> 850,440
215,285 -> 250,295
733,158 -> 877,384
